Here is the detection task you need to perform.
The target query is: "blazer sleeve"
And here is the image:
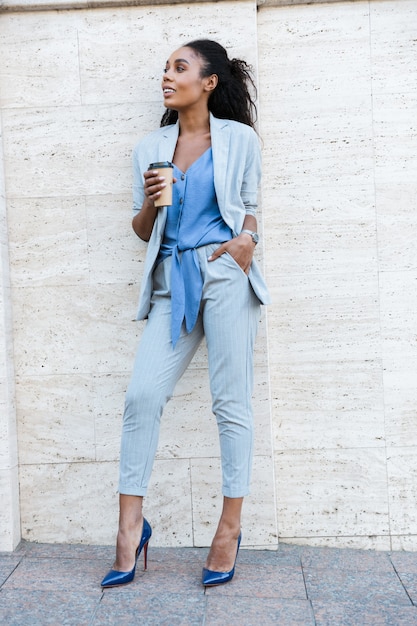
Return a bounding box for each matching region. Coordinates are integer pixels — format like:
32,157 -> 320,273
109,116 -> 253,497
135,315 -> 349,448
132,141 -> 146,216
241,127 -> 262,218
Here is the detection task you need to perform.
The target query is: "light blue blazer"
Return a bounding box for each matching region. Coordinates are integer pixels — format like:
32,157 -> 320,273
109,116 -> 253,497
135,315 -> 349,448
132,113 -> 270,320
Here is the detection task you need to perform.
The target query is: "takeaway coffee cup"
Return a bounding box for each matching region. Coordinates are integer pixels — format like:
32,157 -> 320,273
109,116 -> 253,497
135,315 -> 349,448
148,161 -> 173,207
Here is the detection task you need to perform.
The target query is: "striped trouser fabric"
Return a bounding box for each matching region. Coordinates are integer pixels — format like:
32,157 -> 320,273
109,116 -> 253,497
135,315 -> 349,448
118,243 -> 261,499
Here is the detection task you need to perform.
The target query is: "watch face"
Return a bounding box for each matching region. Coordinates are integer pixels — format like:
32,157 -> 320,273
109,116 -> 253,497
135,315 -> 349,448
252,232 -> 259,244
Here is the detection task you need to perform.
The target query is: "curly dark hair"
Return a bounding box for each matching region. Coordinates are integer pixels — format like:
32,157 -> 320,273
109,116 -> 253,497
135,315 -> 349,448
160,39 -> 257,129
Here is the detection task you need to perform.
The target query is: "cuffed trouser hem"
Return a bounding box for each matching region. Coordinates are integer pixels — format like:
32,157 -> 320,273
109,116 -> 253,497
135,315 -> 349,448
222,487 -> 250,499
118,486 -> 148,497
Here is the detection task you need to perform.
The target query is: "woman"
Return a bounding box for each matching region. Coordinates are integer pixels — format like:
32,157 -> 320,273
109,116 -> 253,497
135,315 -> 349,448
101,39 -> 269,589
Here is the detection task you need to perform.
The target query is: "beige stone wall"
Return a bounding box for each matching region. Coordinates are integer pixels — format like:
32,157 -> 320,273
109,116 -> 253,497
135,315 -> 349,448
258,0 -> 417,549
0,0 -> 416,551
0,0 -> 276,550
0,105 -> 21,551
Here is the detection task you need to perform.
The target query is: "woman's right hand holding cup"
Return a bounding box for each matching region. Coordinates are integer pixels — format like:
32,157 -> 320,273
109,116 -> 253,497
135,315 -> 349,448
133,170 -> 170,241
143,169 -> 166,205
134,165 -> 175,240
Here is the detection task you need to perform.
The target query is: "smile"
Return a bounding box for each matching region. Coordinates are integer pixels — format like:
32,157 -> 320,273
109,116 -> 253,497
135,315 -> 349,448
163,88 -> 175,95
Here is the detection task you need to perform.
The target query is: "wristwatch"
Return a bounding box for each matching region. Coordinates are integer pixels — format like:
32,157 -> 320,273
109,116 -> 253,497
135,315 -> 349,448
240,229 -> 259,245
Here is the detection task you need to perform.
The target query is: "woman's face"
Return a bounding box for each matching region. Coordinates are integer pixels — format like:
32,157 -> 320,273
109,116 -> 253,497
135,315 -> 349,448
162,46 -> 216,112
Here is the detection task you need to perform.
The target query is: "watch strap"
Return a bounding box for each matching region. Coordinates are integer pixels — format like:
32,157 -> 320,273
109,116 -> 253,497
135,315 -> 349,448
240,229 -> 259,244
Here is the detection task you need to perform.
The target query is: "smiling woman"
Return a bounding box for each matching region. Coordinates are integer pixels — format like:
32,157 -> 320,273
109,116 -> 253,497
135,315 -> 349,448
100,39 -> 270,590
159,48 -> 218,173
161,39 -> 257,127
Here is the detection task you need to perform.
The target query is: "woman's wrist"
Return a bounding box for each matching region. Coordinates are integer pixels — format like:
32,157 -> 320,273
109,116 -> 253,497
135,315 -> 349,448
239,229 -> 259,245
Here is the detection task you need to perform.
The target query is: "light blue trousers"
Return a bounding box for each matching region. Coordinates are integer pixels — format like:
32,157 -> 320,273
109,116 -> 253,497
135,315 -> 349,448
118,243 -> 261,498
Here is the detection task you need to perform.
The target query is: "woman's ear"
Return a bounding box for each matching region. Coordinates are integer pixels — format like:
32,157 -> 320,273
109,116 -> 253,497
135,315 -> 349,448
204,74 -> 218,92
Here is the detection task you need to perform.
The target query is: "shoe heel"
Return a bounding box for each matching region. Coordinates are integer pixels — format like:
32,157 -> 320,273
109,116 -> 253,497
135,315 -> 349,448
143,540 -> 149,570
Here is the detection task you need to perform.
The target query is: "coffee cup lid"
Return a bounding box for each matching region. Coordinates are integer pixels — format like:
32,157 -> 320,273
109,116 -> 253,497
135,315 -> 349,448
148,161 -> 173,169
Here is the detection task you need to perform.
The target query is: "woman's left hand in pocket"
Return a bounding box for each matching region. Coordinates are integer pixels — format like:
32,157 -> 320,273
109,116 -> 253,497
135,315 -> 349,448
208,234 -> 255,275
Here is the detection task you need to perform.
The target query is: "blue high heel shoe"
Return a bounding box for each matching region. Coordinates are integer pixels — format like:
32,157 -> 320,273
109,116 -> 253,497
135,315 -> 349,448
202,533 -> 241,586
101,518 -> 152,588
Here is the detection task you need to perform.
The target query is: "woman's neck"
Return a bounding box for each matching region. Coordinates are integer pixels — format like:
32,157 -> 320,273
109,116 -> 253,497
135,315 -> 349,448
177,109 -> 210,137
173,109 -> 212,172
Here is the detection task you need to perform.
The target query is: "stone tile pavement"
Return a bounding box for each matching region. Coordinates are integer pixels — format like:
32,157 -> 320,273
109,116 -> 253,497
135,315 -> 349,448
1,540 -> 417,625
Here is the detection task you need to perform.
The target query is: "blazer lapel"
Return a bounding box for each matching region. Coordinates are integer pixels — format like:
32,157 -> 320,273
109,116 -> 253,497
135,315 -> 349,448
210,114 -> 230,212
158,121 -> 180,162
